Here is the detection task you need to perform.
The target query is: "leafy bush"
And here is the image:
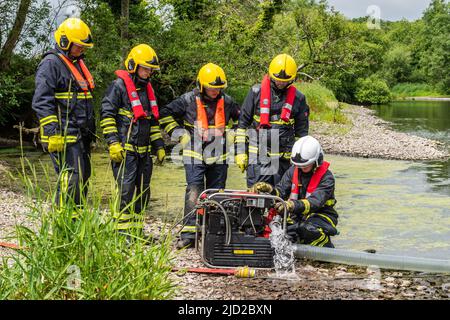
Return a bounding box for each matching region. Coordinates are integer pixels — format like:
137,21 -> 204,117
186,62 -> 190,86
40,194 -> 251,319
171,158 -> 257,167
355,76 -> 392,105
297,81 -> 348,124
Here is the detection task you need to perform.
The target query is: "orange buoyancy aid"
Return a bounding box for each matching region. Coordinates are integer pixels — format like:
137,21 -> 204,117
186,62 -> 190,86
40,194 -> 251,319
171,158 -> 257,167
259,74 -> 297,128
195,95 -> 225,141
115,70 -> 160,122
289,161 -> 330,200
57,53 -> 94,93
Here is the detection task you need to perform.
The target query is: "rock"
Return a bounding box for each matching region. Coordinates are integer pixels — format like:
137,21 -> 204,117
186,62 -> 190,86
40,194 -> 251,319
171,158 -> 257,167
400,280 -> 412,287
416,286 -> 428,291
385,277 -> 396,283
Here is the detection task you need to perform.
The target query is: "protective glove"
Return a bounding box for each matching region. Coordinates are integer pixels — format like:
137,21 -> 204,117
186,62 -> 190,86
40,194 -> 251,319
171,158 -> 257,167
109,142 -> 125,163
250,181 -> 273,194
47,135 -> 65,153
179,133 -> 191,148
235,153 -> 248,173
155,148 -> 166,165
274,200 -> 295,214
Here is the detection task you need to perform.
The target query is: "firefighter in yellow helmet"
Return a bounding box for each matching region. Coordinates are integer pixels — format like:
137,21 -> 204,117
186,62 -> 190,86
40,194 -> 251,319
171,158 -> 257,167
100,44 -> 165,238
32,18 -> 95,218
235,53 -> 310,188
159,63 -> 240,249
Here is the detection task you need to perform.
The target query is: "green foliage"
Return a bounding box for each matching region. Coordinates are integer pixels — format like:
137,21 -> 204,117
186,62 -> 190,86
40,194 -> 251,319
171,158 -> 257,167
1,0 -> 450,128
418,0 -> 450,94
381,44 -> 413,86
391,83 -> 446,98
297,81 -> 348,124
355,76 -> 392,105
0,158 -> 176,300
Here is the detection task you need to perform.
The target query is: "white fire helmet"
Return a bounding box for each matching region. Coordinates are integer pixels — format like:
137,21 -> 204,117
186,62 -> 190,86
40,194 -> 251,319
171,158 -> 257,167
290,136 -> 324,168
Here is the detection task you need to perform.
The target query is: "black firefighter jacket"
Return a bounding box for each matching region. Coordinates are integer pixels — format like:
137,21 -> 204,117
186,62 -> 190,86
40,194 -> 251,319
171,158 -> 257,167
275,165 -> 338,221
236,82 -> 309,160
32,47 -> 96,145
159,89 -> 240,164
100,75 -> 164,154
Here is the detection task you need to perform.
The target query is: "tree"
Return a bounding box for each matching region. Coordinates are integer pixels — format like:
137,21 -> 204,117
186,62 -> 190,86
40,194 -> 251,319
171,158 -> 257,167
0,0 -> 31,71
419,0 -> 450,93
355,75 -> 391,105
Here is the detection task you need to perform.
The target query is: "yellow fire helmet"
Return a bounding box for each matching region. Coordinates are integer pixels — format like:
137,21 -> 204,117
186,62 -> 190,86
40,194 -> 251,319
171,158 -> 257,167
196,63 -> 227,93
54,18 -> 93,51
268,54 -> 298,82
125,44 -> 160,73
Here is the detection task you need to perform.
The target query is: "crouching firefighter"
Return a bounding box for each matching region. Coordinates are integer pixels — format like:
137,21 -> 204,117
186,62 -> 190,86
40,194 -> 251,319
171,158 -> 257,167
251,136 -> 338,248
100,44 -> 165,235
235,54 -> 310,188
32,18 -> 95,218
159,63 -> 240,249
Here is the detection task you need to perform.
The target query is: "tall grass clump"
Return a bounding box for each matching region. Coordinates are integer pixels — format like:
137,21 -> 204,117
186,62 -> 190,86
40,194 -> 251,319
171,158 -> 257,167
0,150 -> 176,299
391,83 -> 447,99
297,81 -> 349,124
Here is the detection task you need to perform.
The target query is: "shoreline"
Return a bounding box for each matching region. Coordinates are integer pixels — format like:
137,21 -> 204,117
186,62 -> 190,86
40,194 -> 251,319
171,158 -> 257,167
311,104 -> 448,161
397,97 -> 450,101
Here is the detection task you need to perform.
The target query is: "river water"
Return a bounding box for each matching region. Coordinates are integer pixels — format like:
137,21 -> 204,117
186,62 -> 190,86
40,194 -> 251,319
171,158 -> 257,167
333,100 -> 449,259
0,102 -> 449,259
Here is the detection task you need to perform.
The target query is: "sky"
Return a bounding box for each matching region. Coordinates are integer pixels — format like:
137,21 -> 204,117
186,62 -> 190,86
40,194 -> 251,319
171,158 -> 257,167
326,0 -> 435,21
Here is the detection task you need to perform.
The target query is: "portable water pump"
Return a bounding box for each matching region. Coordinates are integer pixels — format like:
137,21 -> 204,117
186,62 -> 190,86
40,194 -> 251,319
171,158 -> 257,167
194,189 -> 288,269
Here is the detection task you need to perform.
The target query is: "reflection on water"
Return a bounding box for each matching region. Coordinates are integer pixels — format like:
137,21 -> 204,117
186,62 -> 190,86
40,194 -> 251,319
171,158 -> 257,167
370,101 -> 450,196
330,155 -> 450,259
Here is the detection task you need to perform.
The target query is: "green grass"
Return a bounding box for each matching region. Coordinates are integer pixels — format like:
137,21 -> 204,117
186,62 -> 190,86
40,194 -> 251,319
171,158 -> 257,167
0,147 -> 177,300
297,81 -> 349,124
391,83 -> 448,99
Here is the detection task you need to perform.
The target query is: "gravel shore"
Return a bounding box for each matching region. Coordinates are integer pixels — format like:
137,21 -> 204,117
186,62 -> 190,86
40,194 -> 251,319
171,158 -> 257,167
1,104 -> 449,300
311,104 -> 448,161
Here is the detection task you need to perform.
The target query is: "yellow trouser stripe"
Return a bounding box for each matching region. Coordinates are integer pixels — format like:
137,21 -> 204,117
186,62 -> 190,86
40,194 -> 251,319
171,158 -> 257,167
150,133 -> 162,141
317,213 -> 336,229
113,212 -> 135,221
181,226 -> 197,233
205,153 -> 228,164
183,150 -> 203,161
150,126 -> 160,133
310,228 -> 326,246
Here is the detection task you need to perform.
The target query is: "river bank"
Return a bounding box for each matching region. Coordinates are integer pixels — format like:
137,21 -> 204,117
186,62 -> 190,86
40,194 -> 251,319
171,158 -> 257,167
0,103 -> 449,300
311,104 -> 448,161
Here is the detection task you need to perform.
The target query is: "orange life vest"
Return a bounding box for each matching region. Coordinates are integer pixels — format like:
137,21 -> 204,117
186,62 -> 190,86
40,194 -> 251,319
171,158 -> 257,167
195,96 -> 225,141
115,70 -> 160,122
290,161 -> 330,200
259,74 -> 296,128
57,53 -> 94,93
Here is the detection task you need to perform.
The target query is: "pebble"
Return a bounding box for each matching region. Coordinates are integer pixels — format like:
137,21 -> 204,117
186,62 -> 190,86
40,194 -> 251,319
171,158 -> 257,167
312,105 -> 448,161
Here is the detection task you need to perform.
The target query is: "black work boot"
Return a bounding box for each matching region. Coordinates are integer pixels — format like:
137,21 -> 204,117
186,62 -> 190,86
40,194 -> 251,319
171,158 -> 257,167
176,238 -> 194,249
